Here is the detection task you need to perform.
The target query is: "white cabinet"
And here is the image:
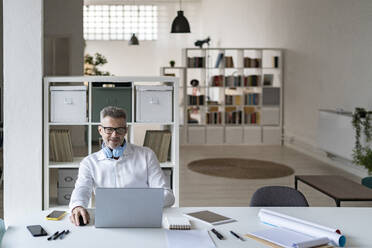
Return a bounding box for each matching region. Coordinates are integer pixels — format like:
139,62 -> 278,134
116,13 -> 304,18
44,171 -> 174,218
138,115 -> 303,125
44,76 -> 179,209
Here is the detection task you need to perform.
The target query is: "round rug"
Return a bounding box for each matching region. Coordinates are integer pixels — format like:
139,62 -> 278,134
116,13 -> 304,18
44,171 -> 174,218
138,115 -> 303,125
187,158 -> 294,179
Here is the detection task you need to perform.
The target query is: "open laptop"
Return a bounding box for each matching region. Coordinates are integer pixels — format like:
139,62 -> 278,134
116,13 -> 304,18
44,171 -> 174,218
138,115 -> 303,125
95,188 -> 164,228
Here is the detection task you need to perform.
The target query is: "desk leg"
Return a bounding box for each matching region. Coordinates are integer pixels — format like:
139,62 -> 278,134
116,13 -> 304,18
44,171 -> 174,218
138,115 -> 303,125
335,200 -> 340,207
295,178 -> 298,190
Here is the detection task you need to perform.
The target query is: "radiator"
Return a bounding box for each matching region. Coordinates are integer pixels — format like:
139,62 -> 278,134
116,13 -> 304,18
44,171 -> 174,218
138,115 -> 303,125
317,109 -> 355,160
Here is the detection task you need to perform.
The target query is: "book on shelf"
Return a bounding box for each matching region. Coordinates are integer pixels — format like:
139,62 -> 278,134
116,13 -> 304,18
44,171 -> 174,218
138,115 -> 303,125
143,130 -> 171,163
49,129 -> 74,162
188,95 -> 205,105
225,95 -> 242,106
244,93 -> 260,105
214,52 -> 224,68
206,111 -> 222,124
225,107 -> 242,124
244,107 -> 260,124
244,75 -> 260,87
210,75 -> 224,87
225,75 -> 241,87
224,56 -> 234,68
244,57 -> 261,68
187,57 -> 205,68
185,210 -> 235,225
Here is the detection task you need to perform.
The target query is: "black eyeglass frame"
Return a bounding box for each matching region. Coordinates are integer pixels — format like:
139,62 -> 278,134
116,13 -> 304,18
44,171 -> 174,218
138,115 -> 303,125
99,125 -> 127,135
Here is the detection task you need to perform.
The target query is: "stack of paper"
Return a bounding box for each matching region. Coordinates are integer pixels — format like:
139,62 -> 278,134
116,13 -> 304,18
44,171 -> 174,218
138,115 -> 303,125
247,209 -> 346,248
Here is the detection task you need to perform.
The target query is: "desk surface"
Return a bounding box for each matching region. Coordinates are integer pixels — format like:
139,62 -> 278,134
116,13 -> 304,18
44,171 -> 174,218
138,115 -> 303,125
3,207 -> 372,248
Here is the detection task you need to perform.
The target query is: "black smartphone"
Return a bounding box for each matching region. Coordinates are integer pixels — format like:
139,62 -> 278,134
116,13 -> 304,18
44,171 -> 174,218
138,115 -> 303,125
26,225 -> 48,237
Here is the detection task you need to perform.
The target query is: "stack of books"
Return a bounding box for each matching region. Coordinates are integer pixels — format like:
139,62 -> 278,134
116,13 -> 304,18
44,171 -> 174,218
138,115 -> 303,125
143,130 -> 171,163
49,129 -> 74,162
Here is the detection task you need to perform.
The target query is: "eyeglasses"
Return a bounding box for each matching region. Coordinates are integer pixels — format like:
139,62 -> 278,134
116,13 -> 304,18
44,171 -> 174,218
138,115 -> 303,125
100,126 -> 127,135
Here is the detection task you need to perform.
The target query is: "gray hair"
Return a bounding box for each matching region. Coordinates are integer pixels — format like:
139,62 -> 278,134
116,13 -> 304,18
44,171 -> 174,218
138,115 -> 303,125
100,106 -> 127,121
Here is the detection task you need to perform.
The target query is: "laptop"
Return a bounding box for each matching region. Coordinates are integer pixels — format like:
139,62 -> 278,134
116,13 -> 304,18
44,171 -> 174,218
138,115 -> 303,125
95,188 -> 164,228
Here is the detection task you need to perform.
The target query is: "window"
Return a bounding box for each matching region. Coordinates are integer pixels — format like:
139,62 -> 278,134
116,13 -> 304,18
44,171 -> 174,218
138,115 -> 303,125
84,5 -> 158,41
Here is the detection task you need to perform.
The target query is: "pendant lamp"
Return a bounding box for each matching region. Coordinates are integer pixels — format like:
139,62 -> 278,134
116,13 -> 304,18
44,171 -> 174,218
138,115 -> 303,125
129,33 -> 139,45
171,0 -> 191,33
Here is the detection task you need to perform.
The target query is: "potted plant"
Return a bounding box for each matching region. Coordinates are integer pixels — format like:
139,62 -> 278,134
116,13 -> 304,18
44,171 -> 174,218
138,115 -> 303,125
352,107 -> 372,173
169,60 -> 175,67
84,53 -> 112,76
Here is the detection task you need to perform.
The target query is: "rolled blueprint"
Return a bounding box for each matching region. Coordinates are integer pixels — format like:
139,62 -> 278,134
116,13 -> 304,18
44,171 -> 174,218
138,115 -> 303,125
258,209 -> 346,247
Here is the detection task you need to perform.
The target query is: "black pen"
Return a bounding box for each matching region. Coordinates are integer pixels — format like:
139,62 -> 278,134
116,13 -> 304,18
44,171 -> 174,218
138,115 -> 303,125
60,230 -> 70,240
53,230 -> 65,240
211,228 -> 224,240
47,231 -> 59,241
230,230 -> 245,241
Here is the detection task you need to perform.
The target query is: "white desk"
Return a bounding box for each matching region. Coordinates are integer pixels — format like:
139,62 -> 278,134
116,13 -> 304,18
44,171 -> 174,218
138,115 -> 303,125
2,207 -> 371,247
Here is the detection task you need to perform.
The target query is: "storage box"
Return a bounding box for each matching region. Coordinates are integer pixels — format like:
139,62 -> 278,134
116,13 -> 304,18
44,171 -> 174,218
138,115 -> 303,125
206,126 -> 224,144
262,107 -> 280,125
136,86 -> 173,122
263,126 -> 282,145
57,187 -> 74,205
50,86 -> 87,123
58,168 -> 78,188
225,126 -> 243,144
92,84 -> 132,122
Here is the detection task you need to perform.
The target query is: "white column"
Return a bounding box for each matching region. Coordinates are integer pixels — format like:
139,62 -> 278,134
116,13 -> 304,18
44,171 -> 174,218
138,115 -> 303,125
3,0 -> 43,224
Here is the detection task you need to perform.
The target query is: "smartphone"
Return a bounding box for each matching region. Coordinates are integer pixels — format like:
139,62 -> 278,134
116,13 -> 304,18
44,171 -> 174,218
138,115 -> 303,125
26,225 -> 48,237
46,210 -> 66,221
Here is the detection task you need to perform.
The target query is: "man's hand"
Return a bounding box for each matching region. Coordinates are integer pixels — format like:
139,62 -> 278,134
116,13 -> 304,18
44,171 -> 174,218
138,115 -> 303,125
70,206 -> 90,226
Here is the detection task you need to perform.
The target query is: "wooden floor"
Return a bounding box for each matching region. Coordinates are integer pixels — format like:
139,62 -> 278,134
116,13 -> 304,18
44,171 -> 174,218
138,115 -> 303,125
0,145 -> 370,219
179,145 -> 372,207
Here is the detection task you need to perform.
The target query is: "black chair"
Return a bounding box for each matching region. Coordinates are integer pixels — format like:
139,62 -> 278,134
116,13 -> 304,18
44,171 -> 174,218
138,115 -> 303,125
250,186 -> 309,207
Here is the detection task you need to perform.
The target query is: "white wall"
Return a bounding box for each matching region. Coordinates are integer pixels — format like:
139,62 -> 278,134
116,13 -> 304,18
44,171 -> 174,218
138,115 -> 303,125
85,2 -> 202,75
3,0 -> 43,224
87,0 -> 372,149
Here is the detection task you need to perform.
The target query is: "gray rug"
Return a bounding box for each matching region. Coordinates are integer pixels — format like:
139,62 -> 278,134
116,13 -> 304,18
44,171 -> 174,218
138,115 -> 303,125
187,158 -> 294,179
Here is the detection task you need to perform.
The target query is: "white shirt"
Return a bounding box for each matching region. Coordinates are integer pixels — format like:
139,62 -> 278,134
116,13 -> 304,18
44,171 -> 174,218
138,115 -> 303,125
69,143 -> 175,211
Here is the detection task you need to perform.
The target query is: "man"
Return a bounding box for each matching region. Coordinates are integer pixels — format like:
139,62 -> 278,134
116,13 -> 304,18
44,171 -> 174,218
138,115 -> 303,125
69,106 -> 175,226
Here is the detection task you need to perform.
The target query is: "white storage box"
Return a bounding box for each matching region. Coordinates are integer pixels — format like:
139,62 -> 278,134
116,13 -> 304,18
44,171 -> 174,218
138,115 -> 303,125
57,187 -> 73,205
58,168 -> 78,188
136,86 -> 173,122
50,86 -> 87,123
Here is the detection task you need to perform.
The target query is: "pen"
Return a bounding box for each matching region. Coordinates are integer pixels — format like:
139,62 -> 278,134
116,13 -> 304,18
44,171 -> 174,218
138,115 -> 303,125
230,230 -> 245,241
53,230 -> 65,240
211,228 -> 224,240
59,230 -> 70,240
47,231 -> 59,241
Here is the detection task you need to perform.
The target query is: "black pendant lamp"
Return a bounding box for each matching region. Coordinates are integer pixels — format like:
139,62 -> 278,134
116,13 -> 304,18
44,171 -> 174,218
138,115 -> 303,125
171,0 -> 191,33
129,33 -> 139,45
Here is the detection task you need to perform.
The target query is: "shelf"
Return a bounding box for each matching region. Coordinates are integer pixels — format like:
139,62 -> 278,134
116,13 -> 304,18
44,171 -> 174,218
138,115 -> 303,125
160,161 -> 175,168
49,122 -> 89,126
49,157 -> 84,168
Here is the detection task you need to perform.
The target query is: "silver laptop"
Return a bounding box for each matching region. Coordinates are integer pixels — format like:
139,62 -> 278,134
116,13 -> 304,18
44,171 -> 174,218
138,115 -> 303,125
95,188 -> 164,228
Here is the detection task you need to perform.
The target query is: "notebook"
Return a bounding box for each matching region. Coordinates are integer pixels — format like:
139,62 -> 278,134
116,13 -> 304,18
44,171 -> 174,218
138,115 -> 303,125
185,210 -> 235,225
165,216 -> 191,230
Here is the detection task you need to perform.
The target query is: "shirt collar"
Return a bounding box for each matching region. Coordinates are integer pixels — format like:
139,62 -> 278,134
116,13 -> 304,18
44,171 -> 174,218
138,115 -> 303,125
97,142 -> 134,161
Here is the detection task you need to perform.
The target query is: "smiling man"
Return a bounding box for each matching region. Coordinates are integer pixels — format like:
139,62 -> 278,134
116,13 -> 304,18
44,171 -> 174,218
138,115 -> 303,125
69,106 -> 175,226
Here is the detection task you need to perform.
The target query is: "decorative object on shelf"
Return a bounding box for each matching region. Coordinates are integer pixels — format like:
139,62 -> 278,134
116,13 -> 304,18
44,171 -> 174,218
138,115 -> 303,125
84,53 -> 111,76
194,37 -> 210,48
352,107 -> 372,173
190,79 -> 199,87
171,0 -> 191,33
128,33 -> 139,45
169,60 -> 175,67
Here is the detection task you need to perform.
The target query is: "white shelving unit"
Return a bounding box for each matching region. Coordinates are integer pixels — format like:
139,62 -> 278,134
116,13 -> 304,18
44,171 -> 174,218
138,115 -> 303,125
43,76 -> 179,209
180,48 -> 283,145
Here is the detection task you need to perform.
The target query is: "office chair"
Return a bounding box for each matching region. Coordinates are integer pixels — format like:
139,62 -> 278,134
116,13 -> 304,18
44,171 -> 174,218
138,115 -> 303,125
361,177 -> 372,189
250,186 -> 309,207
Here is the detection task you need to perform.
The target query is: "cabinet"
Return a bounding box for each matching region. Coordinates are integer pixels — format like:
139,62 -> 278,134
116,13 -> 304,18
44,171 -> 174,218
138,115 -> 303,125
43,76 -> 179,209
163,48 -> 283,145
